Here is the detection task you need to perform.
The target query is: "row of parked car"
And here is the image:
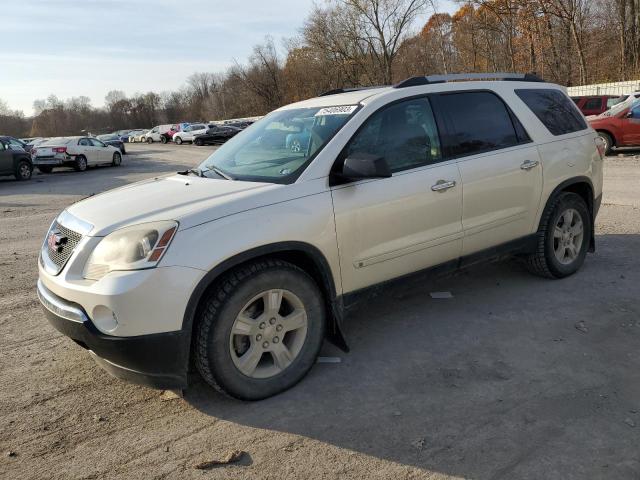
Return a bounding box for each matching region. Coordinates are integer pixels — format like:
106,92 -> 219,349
118,120 -> 254,146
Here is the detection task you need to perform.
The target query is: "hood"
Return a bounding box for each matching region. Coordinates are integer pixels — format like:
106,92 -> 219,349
66,174 -> 277,236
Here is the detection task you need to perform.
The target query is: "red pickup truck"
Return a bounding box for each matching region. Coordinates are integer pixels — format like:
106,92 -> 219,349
589,99 -> 640,154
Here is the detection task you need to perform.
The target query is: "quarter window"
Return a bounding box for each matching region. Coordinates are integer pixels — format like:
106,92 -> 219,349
343,97 -> 442,173
432,91 -> 525,158
515,88 -> 587,136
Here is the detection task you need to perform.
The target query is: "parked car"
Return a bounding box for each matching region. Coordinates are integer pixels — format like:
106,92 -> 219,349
1,136 -> 32,154
97,134 -> 126,154
192,125 -> 241,145
0,136 -> 32,180
589,98 -> 640,154
285,118 -> 313,152
37,73 -> 603,400
144,125 -> 174,144
128,130 -> 148,143
571,95 -> 620,116
32,136 -> 123,173
172,123 -> 214,144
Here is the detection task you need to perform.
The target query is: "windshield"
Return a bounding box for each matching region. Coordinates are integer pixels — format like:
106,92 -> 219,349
599,94 -> 638,117
198,105 -> 358,183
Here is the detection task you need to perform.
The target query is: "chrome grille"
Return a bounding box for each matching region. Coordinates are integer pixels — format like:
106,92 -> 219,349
45,222 -> 83,271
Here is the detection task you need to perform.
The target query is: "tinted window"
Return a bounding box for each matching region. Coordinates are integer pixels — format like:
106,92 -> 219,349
343,97 -> 441,172
583,98 -> 603,110
90,138 -> 105,147
515,89 -> 587,136
79,138 -> 91,146
433,91 -> 522,157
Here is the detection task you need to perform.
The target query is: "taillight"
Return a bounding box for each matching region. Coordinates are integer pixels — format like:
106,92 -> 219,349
594,137 -> 605,159
53,147 -> 67,153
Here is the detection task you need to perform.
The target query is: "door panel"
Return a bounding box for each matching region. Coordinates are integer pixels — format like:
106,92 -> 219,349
621,105 -> 640,144
458,145 -> 543,255
0,143 -> 13,173
332,162 -> 463,293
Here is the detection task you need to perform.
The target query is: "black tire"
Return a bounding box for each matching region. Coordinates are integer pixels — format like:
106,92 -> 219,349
597,132 -> 613,155
74,155 -> 87,172
194,138 -> 204,146
160,136 -> 167,144
146,137 -> 153,144
525,192 -> 591,279
174,136 -> 183,145
194,259 -> 326,400
112,152 -> 122,167
15,160 -> 32,181
37,166 -> 53,174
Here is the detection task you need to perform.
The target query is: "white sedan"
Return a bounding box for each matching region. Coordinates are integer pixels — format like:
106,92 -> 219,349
32,136 -> 122,173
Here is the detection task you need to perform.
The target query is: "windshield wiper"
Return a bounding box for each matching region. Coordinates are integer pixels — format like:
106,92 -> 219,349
207,167 -> 235,180
177,168 -> 204,177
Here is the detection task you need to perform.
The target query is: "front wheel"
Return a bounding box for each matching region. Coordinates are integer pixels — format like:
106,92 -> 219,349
160,136 -> 167,144
194,260 -> 325,400
74,155 -> 87,172
194,138 -> 204,146
525,192 -> 591,279
174,136 -> 183,145
15,160 -> 32,181
112,152 -> 122,167
146,137 -> 153,144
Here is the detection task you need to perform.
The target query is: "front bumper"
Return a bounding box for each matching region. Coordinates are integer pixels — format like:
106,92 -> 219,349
37,279 -> 189,389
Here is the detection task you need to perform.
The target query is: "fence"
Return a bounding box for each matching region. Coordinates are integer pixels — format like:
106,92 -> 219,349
567,80 -> 640,97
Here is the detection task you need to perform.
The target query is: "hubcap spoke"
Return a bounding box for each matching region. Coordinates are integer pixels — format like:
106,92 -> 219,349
281,310 -> 306,332
554,226 -> 563,239
232,314 -> 255,336
570,221 -> 583,236
563,209 -> 574,227
264,289 -> 283,315
236,345 -> 263,376
271,342 -> 293,371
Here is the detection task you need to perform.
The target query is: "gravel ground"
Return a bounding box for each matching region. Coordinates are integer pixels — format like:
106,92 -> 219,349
1,144 -> 639,479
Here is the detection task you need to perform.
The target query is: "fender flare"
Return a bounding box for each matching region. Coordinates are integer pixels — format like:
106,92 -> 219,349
180,241 -> 348,370
538,176 -> 597,252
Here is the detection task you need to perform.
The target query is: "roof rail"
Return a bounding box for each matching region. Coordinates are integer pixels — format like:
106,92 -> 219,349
394,72 -> 544,89
318,85 -> 385,97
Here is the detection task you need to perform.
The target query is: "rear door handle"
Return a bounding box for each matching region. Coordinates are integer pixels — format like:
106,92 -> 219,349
520,160 -> 539,170
431,180 -> 457,192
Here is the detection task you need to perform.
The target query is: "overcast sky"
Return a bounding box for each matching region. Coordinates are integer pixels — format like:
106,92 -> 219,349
1,0 -> 456,116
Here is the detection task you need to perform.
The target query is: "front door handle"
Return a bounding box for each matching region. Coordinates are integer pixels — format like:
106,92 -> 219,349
431,179 -> 457,192
520,160 -> 539,170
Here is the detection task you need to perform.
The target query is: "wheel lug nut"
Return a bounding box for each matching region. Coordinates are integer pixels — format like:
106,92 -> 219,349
262,341 -> 269,348
256,334 -> 262,341
259,322 -> 266,329
273,337 -> 279,343
269,318 -> 276,325
276,325 -> 283,332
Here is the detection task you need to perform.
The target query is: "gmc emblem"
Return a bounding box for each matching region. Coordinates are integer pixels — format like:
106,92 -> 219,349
47,230 -> 67,253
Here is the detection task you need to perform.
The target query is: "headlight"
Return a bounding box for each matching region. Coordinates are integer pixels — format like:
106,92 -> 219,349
83,221 -> 178,280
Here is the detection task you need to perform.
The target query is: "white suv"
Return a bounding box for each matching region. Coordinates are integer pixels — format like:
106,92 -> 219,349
37,73 -> 604,400
172,123 -> 212,144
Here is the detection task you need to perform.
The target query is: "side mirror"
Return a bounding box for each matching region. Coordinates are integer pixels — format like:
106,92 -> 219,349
331,153 -> 391,185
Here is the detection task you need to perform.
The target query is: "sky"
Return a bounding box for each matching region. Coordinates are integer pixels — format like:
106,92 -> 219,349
1,0 -> 457,116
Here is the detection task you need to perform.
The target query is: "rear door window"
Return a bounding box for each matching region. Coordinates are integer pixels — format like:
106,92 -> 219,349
583,97 -> 603,110
431,91 -> 527,158
515,89 -> 587,136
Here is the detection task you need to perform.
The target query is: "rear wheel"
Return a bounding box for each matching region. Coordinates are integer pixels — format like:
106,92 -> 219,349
194,138 -> 204,146
525,192 -> 591,279
160,136 -> 167,144
146,137 -> 153,144
175,136 -> 183,145
112,152 -> 122,167
37,166 -> 53,174
15,160 -> 32,181
194,259 -> 325,400
74,155 -> 87,172
597,132 -> 613,155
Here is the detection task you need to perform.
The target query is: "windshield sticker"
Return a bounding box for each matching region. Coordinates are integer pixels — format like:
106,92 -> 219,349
315,105 -> 358,116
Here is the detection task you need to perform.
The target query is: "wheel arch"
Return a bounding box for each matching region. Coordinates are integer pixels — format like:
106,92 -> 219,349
181,242 -> 347,372
539,176 -> 596,252
595,129 -> 616,146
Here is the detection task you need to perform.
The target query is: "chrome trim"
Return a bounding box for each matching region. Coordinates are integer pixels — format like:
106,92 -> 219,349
57,210 -> 93,236
36,279 -> 88,323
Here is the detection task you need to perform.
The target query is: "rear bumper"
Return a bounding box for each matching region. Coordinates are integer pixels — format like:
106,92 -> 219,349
37,280 -> 189,389
33,157 -> 65,165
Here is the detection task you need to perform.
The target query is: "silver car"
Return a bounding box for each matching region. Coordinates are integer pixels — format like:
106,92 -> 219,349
32,136 -> 122,173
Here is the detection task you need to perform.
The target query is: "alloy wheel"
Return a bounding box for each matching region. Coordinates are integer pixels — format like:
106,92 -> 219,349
229,289 -> 308,379
553,208 -> 584,265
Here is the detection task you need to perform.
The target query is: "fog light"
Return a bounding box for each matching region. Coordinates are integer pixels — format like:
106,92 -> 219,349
93,305 -> 118,332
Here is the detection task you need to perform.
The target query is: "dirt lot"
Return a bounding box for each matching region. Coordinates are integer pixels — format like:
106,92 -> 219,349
1,144 -> 639,479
